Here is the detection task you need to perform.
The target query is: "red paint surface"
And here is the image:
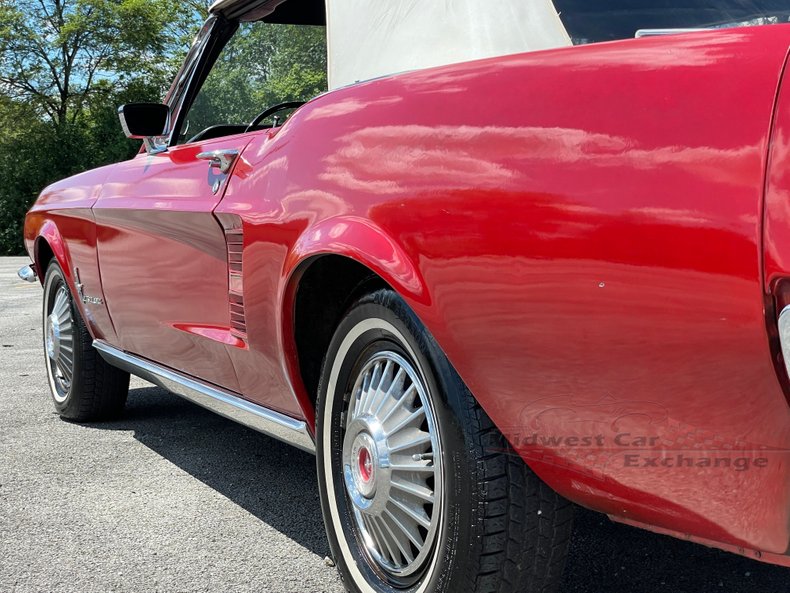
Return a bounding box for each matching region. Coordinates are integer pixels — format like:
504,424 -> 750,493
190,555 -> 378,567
25,27 -> 790,563
24,165 -> 118,342
91,134 -> 255,392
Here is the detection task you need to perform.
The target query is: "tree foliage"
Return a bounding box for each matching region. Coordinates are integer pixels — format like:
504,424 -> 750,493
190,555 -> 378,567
0,0 -> 326,255
0,0 -> 202,126
185,22 -> 327,137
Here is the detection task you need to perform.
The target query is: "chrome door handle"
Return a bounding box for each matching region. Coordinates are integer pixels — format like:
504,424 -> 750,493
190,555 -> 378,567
196,149 -> 240,174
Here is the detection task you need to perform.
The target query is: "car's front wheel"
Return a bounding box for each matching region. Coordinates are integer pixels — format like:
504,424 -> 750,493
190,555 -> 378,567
316,288 -> 574,593
42,260 -> 129,421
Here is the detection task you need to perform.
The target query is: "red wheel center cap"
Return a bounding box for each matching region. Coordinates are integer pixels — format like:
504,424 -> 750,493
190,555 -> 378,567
358,447 -> 373,482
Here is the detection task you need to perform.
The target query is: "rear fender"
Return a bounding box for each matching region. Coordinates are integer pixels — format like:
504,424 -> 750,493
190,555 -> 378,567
286,216 -> 427,303
281,216 -> 430,426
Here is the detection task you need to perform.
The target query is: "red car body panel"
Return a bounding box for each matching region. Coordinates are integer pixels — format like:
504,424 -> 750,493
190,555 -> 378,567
24,27 -> 790,564
25,165 -> 119,343
90,134 -> 257,393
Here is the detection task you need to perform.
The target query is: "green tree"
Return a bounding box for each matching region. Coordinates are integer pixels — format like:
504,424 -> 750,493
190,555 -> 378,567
184,22 -> 327,135
0,0 -> 205,254
0,1 -> 327,256
0,96 -> 53,253
0,0 -> 200,127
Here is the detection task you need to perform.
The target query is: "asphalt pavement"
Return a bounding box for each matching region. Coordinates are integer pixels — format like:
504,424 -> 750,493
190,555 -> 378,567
1,256 -> 787,593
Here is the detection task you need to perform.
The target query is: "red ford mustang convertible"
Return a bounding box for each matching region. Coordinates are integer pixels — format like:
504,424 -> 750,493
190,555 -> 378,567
18,0 -> 790,591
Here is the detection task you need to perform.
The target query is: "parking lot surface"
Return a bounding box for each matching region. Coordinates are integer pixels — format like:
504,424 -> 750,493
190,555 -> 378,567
1,256 -> 787,592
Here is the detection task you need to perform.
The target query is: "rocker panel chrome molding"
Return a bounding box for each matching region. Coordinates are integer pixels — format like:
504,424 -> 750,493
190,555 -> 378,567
93,340 -> 315,453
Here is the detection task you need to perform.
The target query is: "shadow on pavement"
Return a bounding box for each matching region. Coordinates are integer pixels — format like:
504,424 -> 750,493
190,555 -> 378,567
91,385 -> 330,558
562,506 -> 787,593
85,386 -> 789,593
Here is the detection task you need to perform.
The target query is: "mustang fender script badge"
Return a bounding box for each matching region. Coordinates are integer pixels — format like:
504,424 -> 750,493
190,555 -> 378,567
74,268 -> 104,306
81,293 -> 104,306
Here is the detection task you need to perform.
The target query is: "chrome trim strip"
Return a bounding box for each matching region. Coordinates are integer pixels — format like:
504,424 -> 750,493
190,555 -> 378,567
93,340 -> 315,453
635,28 -> 709,38
17,264 -> 37,283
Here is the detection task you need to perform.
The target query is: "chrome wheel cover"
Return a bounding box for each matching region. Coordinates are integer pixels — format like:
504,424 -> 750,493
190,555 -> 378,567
342,350 -> 443,579
46,285 -> 74,402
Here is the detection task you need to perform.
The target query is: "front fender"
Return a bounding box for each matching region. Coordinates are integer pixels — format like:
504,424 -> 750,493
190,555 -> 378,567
32,218 -> 73,288
25,211 -> 118,343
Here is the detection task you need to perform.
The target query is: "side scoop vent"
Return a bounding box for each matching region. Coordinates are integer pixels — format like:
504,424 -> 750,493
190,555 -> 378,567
227,230 -> 243,274
219,217 -> 247,339
229,292 -> 246,336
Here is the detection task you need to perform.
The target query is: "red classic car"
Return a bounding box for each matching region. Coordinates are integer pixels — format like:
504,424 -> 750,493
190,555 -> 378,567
18,0 -> 790,591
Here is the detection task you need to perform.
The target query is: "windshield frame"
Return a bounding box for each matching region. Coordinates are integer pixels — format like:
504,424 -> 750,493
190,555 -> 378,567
166,16 -> 239,148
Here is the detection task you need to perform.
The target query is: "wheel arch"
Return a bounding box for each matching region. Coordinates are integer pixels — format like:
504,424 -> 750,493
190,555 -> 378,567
34,221 -> 72,288
282,218 -> 432,428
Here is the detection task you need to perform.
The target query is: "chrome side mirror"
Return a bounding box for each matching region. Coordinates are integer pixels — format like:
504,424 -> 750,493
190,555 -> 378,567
118,103 -> 170,154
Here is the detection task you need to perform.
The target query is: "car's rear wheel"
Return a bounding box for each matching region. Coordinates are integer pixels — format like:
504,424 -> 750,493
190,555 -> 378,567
316,288 -> 574,593
43,260 -> 129,421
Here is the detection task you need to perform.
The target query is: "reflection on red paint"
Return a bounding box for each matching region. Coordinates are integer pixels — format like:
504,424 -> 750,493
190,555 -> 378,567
171,323 -> 248,349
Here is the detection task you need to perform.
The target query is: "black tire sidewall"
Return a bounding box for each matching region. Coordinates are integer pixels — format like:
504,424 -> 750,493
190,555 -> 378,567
316,290 -> 480,593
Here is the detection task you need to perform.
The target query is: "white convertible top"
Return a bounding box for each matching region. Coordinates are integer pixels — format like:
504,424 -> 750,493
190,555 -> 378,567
325,0 -> 571,89
210,0 -> 572,90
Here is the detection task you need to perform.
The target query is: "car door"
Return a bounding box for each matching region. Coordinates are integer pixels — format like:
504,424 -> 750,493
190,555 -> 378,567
93,132 -> 252,392
92,16 -> 261,392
